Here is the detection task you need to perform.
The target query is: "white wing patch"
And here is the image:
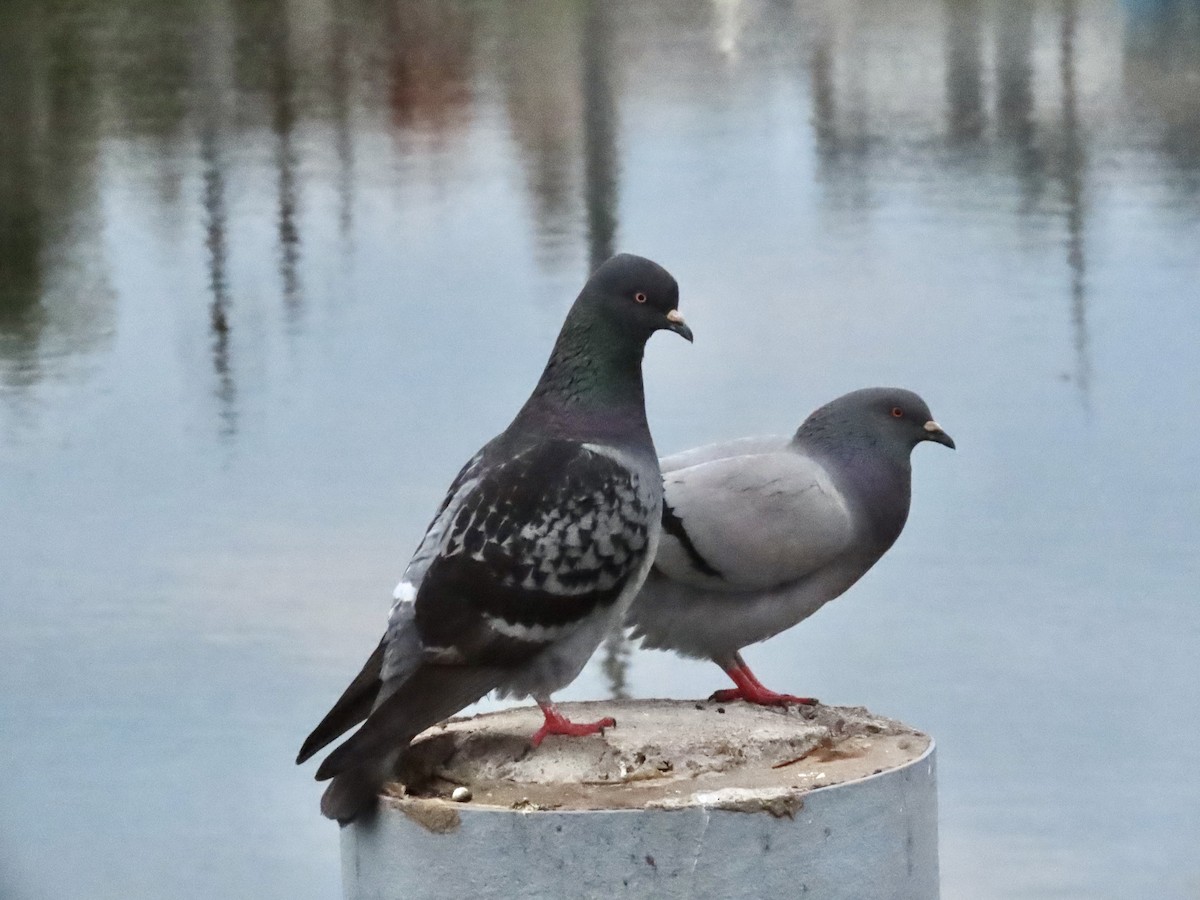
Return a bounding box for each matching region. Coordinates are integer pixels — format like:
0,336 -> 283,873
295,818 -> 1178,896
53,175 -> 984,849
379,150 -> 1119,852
482,615 -> 573,643
386,468 -> 483,623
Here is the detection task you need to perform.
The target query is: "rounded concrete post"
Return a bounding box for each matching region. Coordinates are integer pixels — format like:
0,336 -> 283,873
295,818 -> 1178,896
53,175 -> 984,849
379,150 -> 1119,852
338,700 -> 938,900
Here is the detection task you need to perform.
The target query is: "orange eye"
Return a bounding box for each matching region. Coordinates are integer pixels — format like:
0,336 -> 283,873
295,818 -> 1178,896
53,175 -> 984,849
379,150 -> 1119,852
891,407 -> 904,418
634,292 -> 647,304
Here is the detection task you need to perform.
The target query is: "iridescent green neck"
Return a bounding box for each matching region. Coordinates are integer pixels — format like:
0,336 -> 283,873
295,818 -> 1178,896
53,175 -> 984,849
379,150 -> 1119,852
516,304 -> 650,439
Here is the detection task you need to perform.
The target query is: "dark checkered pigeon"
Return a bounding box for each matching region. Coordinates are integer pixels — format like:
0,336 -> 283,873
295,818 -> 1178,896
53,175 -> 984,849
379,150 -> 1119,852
297,254 -> 692,823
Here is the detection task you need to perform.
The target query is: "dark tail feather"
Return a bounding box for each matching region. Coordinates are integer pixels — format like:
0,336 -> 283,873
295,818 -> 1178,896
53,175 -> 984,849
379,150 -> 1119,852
315,664 -> 502,784
320,761 -> 391,825
297,640 -> 385,765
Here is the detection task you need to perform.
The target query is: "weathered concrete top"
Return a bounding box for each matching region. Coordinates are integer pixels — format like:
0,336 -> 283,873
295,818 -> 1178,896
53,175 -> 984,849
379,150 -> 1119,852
384,699 -> 929,825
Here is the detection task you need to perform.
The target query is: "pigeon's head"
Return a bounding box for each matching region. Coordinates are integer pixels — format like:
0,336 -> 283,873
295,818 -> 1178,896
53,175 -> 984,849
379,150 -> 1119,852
581,253 -> 693,344
803,387 -> 955,454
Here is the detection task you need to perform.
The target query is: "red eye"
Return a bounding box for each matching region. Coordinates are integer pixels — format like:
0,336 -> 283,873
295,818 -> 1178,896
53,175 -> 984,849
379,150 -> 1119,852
634,292 -> 647,304
891,407 -> 904,418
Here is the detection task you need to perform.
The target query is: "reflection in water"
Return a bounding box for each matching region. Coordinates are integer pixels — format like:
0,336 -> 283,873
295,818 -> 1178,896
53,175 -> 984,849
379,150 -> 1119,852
1060,0 -> 1091,406
1123,0 -> 1200,190
266,0 -> 303,327
386,0 -> 476,137
807,21 -> 838,160
0,6 -> 45,373
329,0 -> 356,239
0,0 -> 113,392
804,12 -> 877,212
5,0 -> 1193,401
712,0 -> 747,61
996,0 -> 1044,201
200,128 -> 237,438
998,1 -> 1055,212
814,0 -> 1098,401
499,0 -> 622,272
198,8 -> 238,437
501,0 -> 586,266
945,0 -> 985,145
582,0 -> 619,271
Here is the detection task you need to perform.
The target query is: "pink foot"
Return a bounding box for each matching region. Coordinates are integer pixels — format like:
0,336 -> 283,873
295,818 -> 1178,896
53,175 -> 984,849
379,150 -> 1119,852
530,702 -> 616,748
712,663 -> 818,707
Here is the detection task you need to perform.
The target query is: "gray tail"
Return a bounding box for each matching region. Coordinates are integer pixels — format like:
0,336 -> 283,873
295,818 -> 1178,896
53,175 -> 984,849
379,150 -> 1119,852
314,664 -> 503,822
297,640 -> 385,765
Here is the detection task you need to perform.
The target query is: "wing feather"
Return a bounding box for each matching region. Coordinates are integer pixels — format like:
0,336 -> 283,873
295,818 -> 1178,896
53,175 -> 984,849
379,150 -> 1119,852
659,434 -> 789,474
655,450 -> 855,591
389,440 -> 655,670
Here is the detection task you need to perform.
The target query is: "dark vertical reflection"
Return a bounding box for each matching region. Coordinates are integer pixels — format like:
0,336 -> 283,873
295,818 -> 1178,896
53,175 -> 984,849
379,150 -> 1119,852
945,0 -> 984,146
808,25 -> 837,161
1060,0 -> 1090,407
110,0 -> 194,140
264,0 -> 303,326
0,0 -> 109,392
200,126 -> 237,438
995,1 -> 1035,142
499,0 -> 583,268
198,4 -> 238,437
330,0 -> 356,241
1122,0 -> 1200,192
0,2 -> 46,375
582,0 -> 619,272
995,0 -> 1045,200
804,13 -> 874,211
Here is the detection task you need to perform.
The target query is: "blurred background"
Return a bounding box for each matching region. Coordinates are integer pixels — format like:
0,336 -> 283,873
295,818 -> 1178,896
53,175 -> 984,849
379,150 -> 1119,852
1,0 -> 1198,897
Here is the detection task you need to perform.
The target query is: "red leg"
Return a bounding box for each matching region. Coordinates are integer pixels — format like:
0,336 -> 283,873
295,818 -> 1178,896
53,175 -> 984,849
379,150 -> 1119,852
711,656 -> 818,706
530,701 -> 616,748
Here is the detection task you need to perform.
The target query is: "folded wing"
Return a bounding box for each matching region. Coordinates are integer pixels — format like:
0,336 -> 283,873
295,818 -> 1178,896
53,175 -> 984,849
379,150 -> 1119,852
659,434 -> 789,474
656,450 -> 855,592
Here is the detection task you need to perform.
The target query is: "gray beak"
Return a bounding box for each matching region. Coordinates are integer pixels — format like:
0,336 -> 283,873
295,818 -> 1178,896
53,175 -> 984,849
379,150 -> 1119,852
923,420 -> 955,449
664,309 -> 694,343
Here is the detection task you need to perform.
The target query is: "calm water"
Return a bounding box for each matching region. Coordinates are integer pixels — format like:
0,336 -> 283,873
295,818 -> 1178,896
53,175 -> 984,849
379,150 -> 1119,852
2,0 -> 1198,897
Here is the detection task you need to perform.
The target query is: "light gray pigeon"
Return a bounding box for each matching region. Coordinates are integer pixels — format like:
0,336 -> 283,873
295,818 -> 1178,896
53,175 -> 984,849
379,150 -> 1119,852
628,387 -> 953,705
297,253 -> 692,822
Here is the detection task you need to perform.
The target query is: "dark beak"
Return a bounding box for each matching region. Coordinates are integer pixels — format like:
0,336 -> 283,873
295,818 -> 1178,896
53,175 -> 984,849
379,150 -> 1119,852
664,309 -> 694,343
923,420 -> 955,449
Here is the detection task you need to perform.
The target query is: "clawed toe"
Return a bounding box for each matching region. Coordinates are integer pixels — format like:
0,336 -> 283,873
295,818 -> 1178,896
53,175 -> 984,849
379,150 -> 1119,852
530,704 -> 617,747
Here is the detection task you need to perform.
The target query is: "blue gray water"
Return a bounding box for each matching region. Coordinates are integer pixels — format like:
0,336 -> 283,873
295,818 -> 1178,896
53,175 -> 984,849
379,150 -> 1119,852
1,1 -> 1198,897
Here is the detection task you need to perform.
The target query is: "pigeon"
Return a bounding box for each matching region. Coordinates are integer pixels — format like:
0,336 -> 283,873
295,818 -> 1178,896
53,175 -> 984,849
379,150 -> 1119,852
297,253 -> 692,822
627,387 -> 953,705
